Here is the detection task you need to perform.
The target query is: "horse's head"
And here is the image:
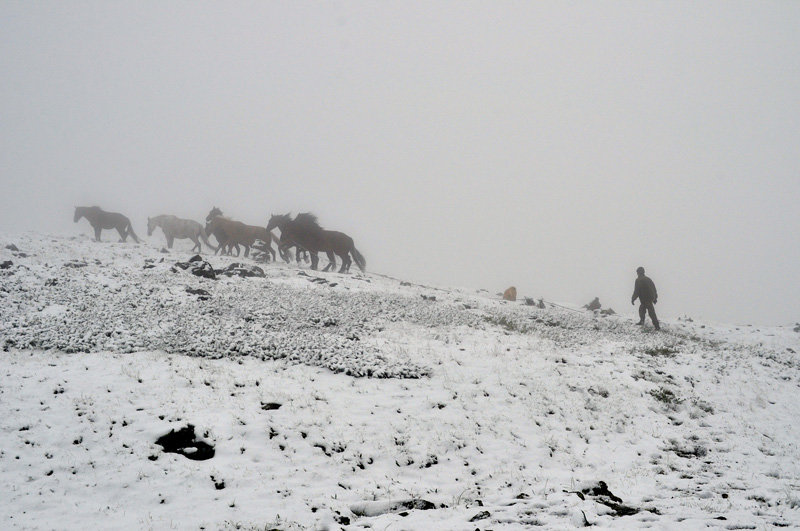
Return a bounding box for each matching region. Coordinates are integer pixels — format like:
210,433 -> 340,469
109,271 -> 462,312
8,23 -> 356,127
73,207 -> 83,223
147,217 -> 155,236
206,206 -> 223,223
266,213 -> 290,232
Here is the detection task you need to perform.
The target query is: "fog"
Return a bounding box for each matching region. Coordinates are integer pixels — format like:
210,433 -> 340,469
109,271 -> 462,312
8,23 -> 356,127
2,2 -> 799,325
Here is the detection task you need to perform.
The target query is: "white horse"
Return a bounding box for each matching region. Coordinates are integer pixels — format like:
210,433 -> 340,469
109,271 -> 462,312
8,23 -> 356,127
147,215 -> 216,252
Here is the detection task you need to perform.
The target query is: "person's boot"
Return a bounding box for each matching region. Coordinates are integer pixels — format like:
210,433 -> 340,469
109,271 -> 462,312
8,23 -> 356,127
636,320 -> 644,325
654,321 -> 660,331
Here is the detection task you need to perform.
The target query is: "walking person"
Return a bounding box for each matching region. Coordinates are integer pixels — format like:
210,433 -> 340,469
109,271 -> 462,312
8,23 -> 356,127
631,266 -> 659,330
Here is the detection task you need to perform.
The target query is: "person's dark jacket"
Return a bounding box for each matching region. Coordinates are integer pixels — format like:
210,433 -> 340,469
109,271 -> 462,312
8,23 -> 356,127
632,276 -> 658,304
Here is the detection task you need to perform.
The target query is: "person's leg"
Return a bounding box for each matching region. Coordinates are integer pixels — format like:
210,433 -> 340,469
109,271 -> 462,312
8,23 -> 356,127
646,302 -> 660,330
638,303 -> 646,324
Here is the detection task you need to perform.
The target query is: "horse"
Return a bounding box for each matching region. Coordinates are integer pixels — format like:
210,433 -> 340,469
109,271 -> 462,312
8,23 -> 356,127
204,207 -> 239,255
74,206 -> 139,243
266,213 -> 366,273
205,208 -> 278,261
147,215 -> 216,253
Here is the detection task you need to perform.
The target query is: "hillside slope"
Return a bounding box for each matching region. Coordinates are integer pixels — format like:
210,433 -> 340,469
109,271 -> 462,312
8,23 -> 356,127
1,233 -> 799,529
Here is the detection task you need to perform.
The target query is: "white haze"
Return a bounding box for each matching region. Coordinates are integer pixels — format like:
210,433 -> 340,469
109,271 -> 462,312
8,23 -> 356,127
1,2 -> 798,326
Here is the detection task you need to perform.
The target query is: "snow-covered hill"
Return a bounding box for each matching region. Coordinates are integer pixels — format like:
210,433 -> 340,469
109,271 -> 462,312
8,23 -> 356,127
1,233 -> 799,529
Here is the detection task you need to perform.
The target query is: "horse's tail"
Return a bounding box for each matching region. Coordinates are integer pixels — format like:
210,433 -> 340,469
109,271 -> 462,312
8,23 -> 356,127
126,220 -> 140,243
199,226 -> 218,252
351,246 -> 366,272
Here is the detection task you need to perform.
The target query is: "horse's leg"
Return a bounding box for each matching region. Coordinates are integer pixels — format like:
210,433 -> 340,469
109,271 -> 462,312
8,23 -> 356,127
167,235 -> 174,249
243,244 -> 250,258
310,252 -> 319,270
93,225 -> 102,242
116,225 -> 126,242
323,251 -> 335,272
191,236 -> 201,253
338,252 -> 351,273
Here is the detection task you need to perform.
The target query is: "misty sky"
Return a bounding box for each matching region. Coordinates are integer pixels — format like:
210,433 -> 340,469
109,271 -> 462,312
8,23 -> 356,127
2,2 -> 799,325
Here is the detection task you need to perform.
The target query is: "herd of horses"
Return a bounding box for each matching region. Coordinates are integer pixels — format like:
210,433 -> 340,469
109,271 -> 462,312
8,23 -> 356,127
73,206 -> 366,273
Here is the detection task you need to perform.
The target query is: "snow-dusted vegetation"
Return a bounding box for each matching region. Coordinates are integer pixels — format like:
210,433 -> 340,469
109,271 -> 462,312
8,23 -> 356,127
2,233 -> 799,529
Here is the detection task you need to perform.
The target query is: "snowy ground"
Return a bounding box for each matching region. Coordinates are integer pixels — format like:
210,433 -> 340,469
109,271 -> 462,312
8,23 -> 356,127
1,232 -> 799,530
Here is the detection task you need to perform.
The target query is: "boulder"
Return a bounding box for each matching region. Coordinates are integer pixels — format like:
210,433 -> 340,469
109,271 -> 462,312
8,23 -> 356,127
503,286 -> 517,301
584,297 -> 601,311
217,263 -> 266,278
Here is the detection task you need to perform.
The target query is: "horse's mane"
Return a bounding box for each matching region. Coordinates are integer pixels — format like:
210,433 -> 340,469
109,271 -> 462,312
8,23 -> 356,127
293,212 -> 323,232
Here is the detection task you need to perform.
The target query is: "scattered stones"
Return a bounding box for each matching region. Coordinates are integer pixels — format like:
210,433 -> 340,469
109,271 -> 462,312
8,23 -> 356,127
155,424 -> 215,461
63,260 -> 88,268
421,294 -> 436,301
600,308 -> 616,316
503,286 -> 517,301
0,260 -> 12,270
5,244 -> 19,252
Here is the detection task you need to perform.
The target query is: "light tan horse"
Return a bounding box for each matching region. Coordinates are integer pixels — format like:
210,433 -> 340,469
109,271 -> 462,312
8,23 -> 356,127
74,206 -> 139,243
147,215 -> 216,252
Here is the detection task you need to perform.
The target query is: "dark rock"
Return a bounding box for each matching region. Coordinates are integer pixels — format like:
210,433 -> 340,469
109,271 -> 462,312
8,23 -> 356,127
173,260 -> 216,280
63,260 -> 88,268
584,297 -> 601,311
185,287 -> 211,298
155,424 -> 215,461
160,248 -> 169,253
469,510 -> 491,522
188,254 -> 203,263
0,261 -> 12,270
578,481 -> 658,517
400,499 -> 437,511
260,402 -> 282,411
218,263 -> 265,278
333,514 -> 350,526
5,244 -> 19,252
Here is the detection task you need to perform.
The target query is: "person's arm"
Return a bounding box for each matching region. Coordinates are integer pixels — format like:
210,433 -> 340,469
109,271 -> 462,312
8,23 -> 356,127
631,280 -> 639,305
651,279 -> 658,303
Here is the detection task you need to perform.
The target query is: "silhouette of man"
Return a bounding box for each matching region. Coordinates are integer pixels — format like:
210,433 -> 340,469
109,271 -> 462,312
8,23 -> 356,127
631,266 -> 659,330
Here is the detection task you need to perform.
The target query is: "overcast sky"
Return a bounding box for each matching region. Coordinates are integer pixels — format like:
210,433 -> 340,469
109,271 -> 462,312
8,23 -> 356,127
2,2 -> 798,325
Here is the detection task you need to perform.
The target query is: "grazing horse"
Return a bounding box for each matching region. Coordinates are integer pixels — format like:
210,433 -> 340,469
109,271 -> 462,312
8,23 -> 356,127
266,213 -> 366,273
74,206 -> 139,243
147,215 -> 216,252
205,208 -> 278,261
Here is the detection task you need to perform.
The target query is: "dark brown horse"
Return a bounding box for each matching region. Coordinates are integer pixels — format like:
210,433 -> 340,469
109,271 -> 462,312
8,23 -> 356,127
266,213 -> 365,273
205,208 -> 278,260
205,207 -> 240,255
74,206 -> 139,243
